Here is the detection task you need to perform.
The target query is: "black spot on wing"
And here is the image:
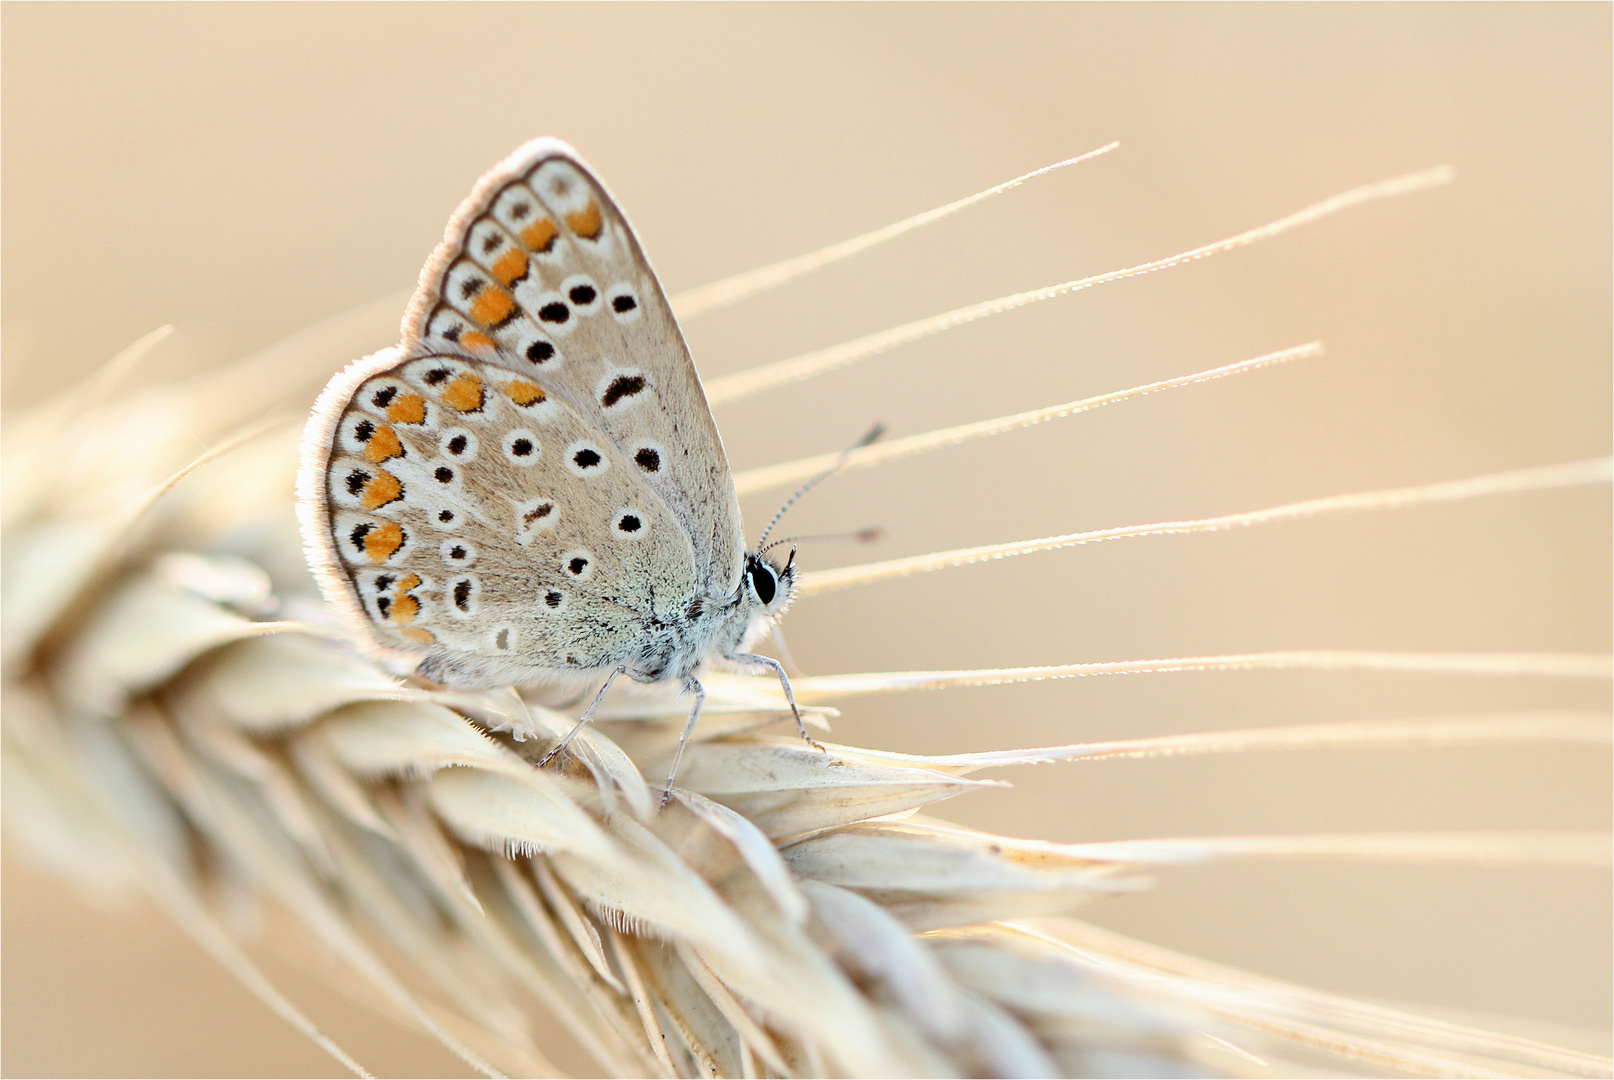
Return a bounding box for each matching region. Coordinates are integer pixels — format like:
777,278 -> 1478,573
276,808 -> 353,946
601,375 -> 646,408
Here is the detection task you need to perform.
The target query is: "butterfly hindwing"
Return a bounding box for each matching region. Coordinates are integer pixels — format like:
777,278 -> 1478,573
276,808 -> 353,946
319,352 -> 700,684
404,139 -> 745,598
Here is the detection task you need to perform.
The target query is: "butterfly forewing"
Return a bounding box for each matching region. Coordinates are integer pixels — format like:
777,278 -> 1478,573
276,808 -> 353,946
407,142 -> 744,596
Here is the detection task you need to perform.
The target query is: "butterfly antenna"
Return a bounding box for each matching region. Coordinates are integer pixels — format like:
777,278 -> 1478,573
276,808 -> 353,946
761,527 -> 882,556
755,423 -> 885,551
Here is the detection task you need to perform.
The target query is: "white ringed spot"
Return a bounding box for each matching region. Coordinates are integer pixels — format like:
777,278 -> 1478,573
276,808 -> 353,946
564,440 -> 609,476
606,283 -> 641,323
560,550 -> 595,581
446,575 -> 480,619
502,428 -> 541,464
612,508 -> 648,539
630,441 -> 665,474
439,538 -> 477,567
559,274 -> 603,315
439,428 -> 479,460
515,497 -> 559,543
597,367 -> 649,410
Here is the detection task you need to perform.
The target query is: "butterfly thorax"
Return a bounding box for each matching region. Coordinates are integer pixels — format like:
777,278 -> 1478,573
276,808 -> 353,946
626,592 -> 742,683
628,552 -> 796,684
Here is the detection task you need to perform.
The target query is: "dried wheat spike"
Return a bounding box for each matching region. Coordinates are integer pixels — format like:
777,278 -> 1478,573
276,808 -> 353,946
4,164 -> 1609,1077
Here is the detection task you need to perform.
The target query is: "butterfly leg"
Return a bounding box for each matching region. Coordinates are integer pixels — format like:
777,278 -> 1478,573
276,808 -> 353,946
769,625 -> 803,677
538,664 -> 627,769
660,675 -> 705,808
726,652 -> 824,752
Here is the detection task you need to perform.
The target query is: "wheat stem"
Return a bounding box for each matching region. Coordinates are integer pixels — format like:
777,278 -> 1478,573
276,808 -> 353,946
1052,831 -> 1613,868
734,341 -> 1323,497
706,166 -> 1453,405
670,143 -> 1119,319
798,457 -> 1613,595
786,651 -> 1613,701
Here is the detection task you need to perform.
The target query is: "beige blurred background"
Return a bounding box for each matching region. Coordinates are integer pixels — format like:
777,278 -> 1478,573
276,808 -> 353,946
3,4 -> 1609,1076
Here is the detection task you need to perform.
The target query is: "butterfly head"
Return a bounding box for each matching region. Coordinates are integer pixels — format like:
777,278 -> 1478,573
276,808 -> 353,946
743,548 -> 796,618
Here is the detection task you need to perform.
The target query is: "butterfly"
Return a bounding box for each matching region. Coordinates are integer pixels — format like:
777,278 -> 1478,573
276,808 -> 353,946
296,138 -> 818,802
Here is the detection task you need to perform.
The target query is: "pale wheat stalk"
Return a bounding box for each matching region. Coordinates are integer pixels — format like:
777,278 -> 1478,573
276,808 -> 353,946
3,163 -> 1609,1080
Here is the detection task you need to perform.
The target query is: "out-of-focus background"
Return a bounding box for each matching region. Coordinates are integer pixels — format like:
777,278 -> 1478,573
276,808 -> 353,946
3,4 -> 1608,1076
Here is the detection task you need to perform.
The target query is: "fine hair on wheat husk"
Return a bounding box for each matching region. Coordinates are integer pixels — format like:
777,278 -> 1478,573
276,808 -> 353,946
5,139 -> 1611,1079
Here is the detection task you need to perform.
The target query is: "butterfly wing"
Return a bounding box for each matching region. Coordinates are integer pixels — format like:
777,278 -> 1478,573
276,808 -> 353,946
298,139 -> 740,685
404,139 -> 744,596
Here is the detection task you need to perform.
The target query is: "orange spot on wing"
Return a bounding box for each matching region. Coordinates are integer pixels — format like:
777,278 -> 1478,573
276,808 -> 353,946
401,627 -> 435,644
387,394 -> 428,425
520,217 -> 559,252
490,247 -> 528,286
441,374 -> 485,412
359,469 -> 403,510
565,202 -> 603,240
469,286 -> 517,328
502,379 -> 547,406
363,521 -> 405,563
389,573 -> 422,623
461,331 -> 494,350
363,424 -> 404,462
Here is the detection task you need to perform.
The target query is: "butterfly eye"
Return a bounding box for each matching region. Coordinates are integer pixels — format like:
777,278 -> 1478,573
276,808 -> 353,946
747,559 -> 777,606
